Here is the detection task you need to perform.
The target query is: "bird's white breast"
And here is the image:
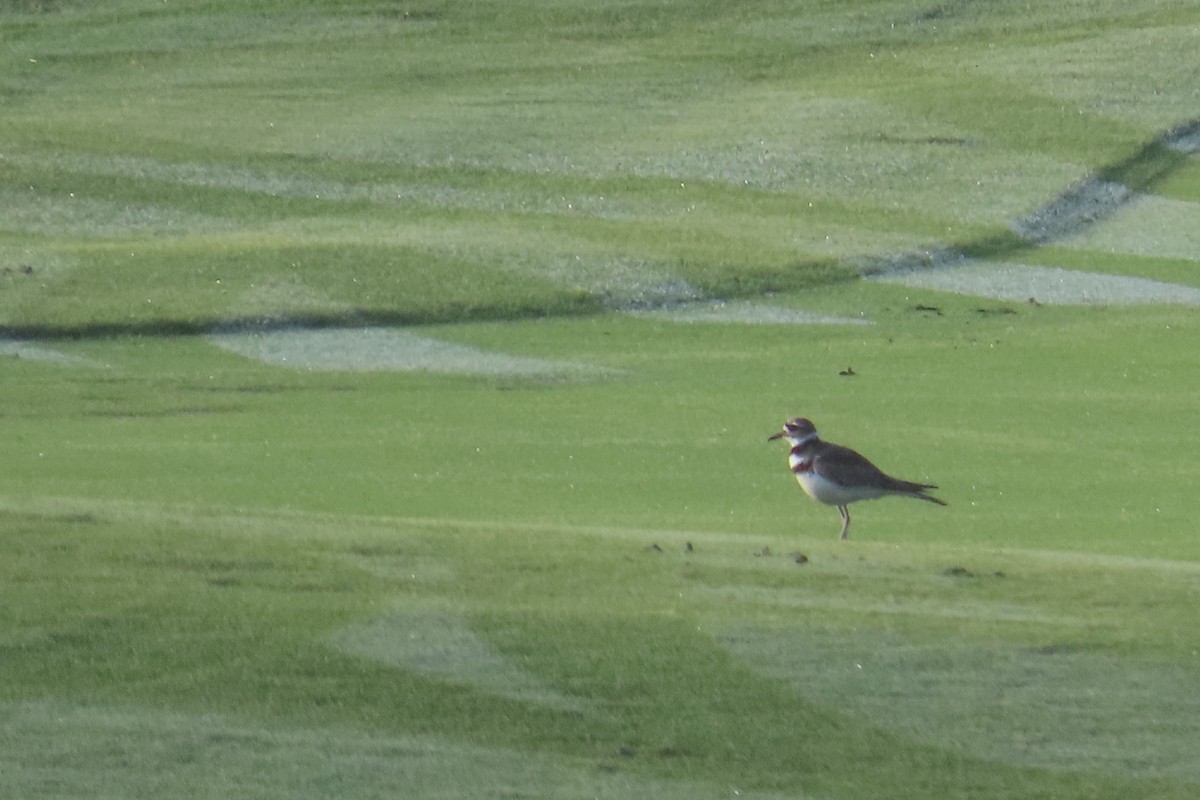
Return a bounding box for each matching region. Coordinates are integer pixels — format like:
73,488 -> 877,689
791,455 -> 887,506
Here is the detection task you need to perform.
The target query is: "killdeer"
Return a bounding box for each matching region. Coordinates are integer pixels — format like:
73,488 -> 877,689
768,417 -> 946,540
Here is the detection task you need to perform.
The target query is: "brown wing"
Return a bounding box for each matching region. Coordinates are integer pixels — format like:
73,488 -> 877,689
812,442 -> 893,487
814,442 -> 941,497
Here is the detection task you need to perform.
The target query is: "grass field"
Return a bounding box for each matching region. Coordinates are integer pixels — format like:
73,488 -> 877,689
3,1 -> 1200,797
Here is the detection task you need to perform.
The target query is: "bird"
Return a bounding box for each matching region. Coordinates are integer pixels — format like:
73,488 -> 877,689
768,417 -> 946,540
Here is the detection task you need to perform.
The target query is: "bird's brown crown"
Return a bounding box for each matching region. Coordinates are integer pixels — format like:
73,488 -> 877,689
783,417 -> 817,437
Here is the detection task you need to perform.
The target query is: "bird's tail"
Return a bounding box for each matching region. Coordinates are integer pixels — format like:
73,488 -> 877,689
888,478 -> 948,506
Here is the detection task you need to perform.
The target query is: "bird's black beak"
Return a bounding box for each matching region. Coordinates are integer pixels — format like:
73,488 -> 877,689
767,430 -> 785,442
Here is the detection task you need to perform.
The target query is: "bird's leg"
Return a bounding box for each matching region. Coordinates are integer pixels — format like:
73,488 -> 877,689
838,505 -> 850,540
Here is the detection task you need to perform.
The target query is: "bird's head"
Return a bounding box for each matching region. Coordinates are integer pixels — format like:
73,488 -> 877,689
768,417 -> 818,444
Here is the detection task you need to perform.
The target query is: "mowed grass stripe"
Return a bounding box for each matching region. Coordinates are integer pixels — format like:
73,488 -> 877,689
721,627 -> 1200,781
9,493 -> 1199,574
2,701 -> 805,800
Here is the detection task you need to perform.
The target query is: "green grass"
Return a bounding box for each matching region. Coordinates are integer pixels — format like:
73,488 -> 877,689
4,0 -> 1198,331
3,0 -> 1200,797
4,290 -> 1200,797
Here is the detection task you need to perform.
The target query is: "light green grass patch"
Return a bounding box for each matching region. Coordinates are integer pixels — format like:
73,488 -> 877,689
627,299 -> 872,325
332,609 -> 592,713
966,22 -> 1200,131
869,261 -> 1200,305
0,701 -> 802,800
0,338 -> 98,365
1017,247 -> 1200,289
1058,194 -> 1200,261
0,185 -> 234,239
721,628 -> 1200,781
208,326 -> 611,376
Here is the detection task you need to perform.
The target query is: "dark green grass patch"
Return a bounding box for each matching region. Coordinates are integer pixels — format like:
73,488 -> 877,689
1154,157 -> 1200,202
